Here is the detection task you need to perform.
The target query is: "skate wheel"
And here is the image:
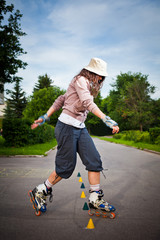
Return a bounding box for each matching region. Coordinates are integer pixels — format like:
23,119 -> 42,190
88,210 -> 94,216
40,205 -> 46,212
95,211 -> 100,217
35,210 -> 41,216
109,212 -> 116,219
102,212 -> 107,218
28,190 -> 32,197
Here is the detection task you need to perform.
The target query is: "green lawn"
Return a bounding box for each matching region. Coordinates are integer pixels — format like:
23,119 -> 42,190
0,136 -> 57,156
96,136 -> 160,153
1,134 -> 160,156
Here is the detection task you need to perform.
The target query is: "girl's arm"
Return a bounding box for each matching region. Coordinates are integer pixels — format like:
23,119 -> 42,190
75,77 -> 119,134
31,94 -> 66,129
93,108 -> 119,134
31,106 -> 56,129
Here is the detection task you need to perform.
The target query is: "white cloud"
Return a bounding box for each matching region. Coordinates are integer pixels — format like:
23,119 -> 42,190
48,2 -> 109,39
4,0 -> 160,100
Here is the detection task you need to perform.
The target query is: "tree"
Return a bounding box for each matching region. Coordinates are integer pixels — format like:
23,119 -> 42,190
107,72 -> 156,131
23,86 -> 66,125
33,74 -> 53,93
150,98 -> 160,128
4,76 -> 27,118
3,100 -> 16,119
0,0 -> 27,93
121,76 -> 155,131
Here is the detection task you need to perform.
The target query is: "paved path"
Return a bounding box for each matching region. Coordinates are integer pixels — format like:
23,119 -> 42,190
0,138 -> 160,240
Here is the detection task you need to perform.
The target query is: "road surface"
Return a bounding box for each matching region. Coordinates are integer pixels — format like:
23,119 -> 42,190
0,138 -> 160,240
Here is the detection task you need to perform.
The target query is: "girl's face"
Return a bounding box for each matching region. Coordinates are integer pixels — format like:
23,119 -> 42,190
98,75 -> 105,84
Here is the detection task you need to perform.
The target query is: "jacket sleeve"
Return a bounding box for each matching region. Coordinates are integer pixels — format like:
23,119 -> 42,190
52,93 -> 66,111
74,77 -> 99,113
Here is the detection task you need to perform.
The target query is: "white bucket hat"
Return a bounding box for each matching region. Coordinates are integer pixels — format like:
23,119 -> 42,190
84,57 -> 108,77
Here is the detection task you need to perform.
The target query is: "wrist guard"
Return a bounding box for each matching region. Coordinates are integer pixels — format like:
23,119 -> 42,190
102,115 -> 118,129
38,113 -> 50,126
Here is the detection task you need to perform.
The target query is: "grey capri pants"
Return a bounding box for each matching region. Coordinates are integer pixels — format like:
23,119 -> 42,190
54,120 -> 103,179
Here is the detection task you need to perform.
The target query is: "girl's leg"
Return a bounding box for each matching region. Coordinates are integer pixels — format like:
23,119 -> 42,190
88,171 -> 100,186
88,171 -> 100,191
88,171 -> 116,212
47,170 -> 62,187
45,171 -> 62,189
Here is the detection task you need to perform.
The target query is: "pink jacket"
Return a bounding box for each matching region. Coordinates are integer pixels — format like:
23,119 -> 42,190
52,76 -> 99,122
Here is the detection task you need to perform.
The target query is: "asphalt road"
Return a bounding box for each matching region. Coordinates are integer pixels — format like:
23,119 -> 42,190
0,138 -> 160,240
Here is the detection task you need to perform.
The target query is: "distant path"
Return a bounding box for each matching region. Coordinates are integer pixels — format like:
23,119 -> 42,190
0,138 -> 160,240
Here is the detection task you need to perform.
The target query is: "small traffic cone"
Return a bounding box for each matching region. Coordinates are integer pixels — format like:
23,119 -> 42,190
83,202 -> 89,210
81,191 -> 86,198
79,177 -> 83,182
80,183 -> 85,189
86,218 -> 95,229
77,172 -> 81,177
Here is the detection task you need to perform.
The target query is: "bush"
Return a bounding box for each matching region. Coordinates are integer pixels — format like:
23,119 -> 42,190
89,122 -> 112,136
155,135 -> 160,145
0,118 -> 3,128
113,130 -> 150,143
113,133 -> 124,139
2,118 -> 55,147
149,127 -> 160,143
31,124 -> 55,144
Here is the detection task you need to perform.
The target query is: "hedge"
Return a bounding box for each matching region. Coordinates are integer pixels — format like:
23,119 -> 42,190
113,130 -> 150,143
113,129 -> 160,145
2,118 -> 55,147
89,122 -> 112,136
149,127 -> 160,143
0,118 -> 2,128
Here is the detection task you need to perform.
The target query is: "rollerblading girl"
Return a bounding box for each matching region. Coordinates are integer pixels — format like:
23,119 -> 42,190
29,57 -> 119,217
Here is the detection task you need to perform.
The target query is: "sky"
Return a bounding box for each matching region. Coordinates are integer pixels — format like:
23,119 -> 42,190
5,0 -> 160,99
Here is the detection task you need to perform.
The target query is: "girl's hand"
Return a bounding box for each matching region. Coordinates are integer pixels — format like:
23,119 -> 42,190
31,119 -> 43,129
112,126 -> 119,134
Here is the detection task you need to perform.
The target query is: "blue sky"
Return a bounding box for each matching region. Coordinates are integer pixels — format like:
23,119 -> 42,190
6,0 -> 160,99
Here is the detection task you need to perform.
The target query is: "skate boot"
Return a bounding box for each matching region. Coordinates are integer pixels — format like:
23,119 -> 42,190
88,189 -> 116,219
28,183 -> 53,216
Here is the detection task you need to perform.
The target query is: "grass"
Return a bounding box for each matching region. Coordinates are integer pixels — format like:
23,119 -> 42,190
95,136 -> 160,153
0,134 -> 160,156
0,136 -> 57,156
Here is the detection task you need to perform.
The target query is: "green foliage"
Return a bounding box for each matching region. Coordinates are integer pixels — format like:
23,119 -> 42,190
2,118 -> 55,147
0,118 -> 2,128
155,136 -> 160,145
113,130 -> 151,143
0,136 -> 57,156
33,74 -> 54,93
113,132 -> 123,139
0,0 -> 27,92
88,121 -> 112,136
149,99 -> 160,128
86,92 -> 112,135
98,136 -> 160,152
3,118 -> 30,146
106,72 -> 156,131
23,86 -> 66,126
4,76 -> 27,118
149,127 -> 160,143
31,124 -> 55,145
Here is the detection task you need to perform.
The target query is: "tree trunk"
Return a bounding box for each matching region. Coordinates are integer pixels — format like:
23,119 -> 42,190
140,124 -> 143,132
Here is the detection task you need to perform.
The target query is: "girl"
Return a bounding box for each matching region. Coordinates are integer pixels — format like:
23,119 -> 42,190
30,57 -> 119,215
